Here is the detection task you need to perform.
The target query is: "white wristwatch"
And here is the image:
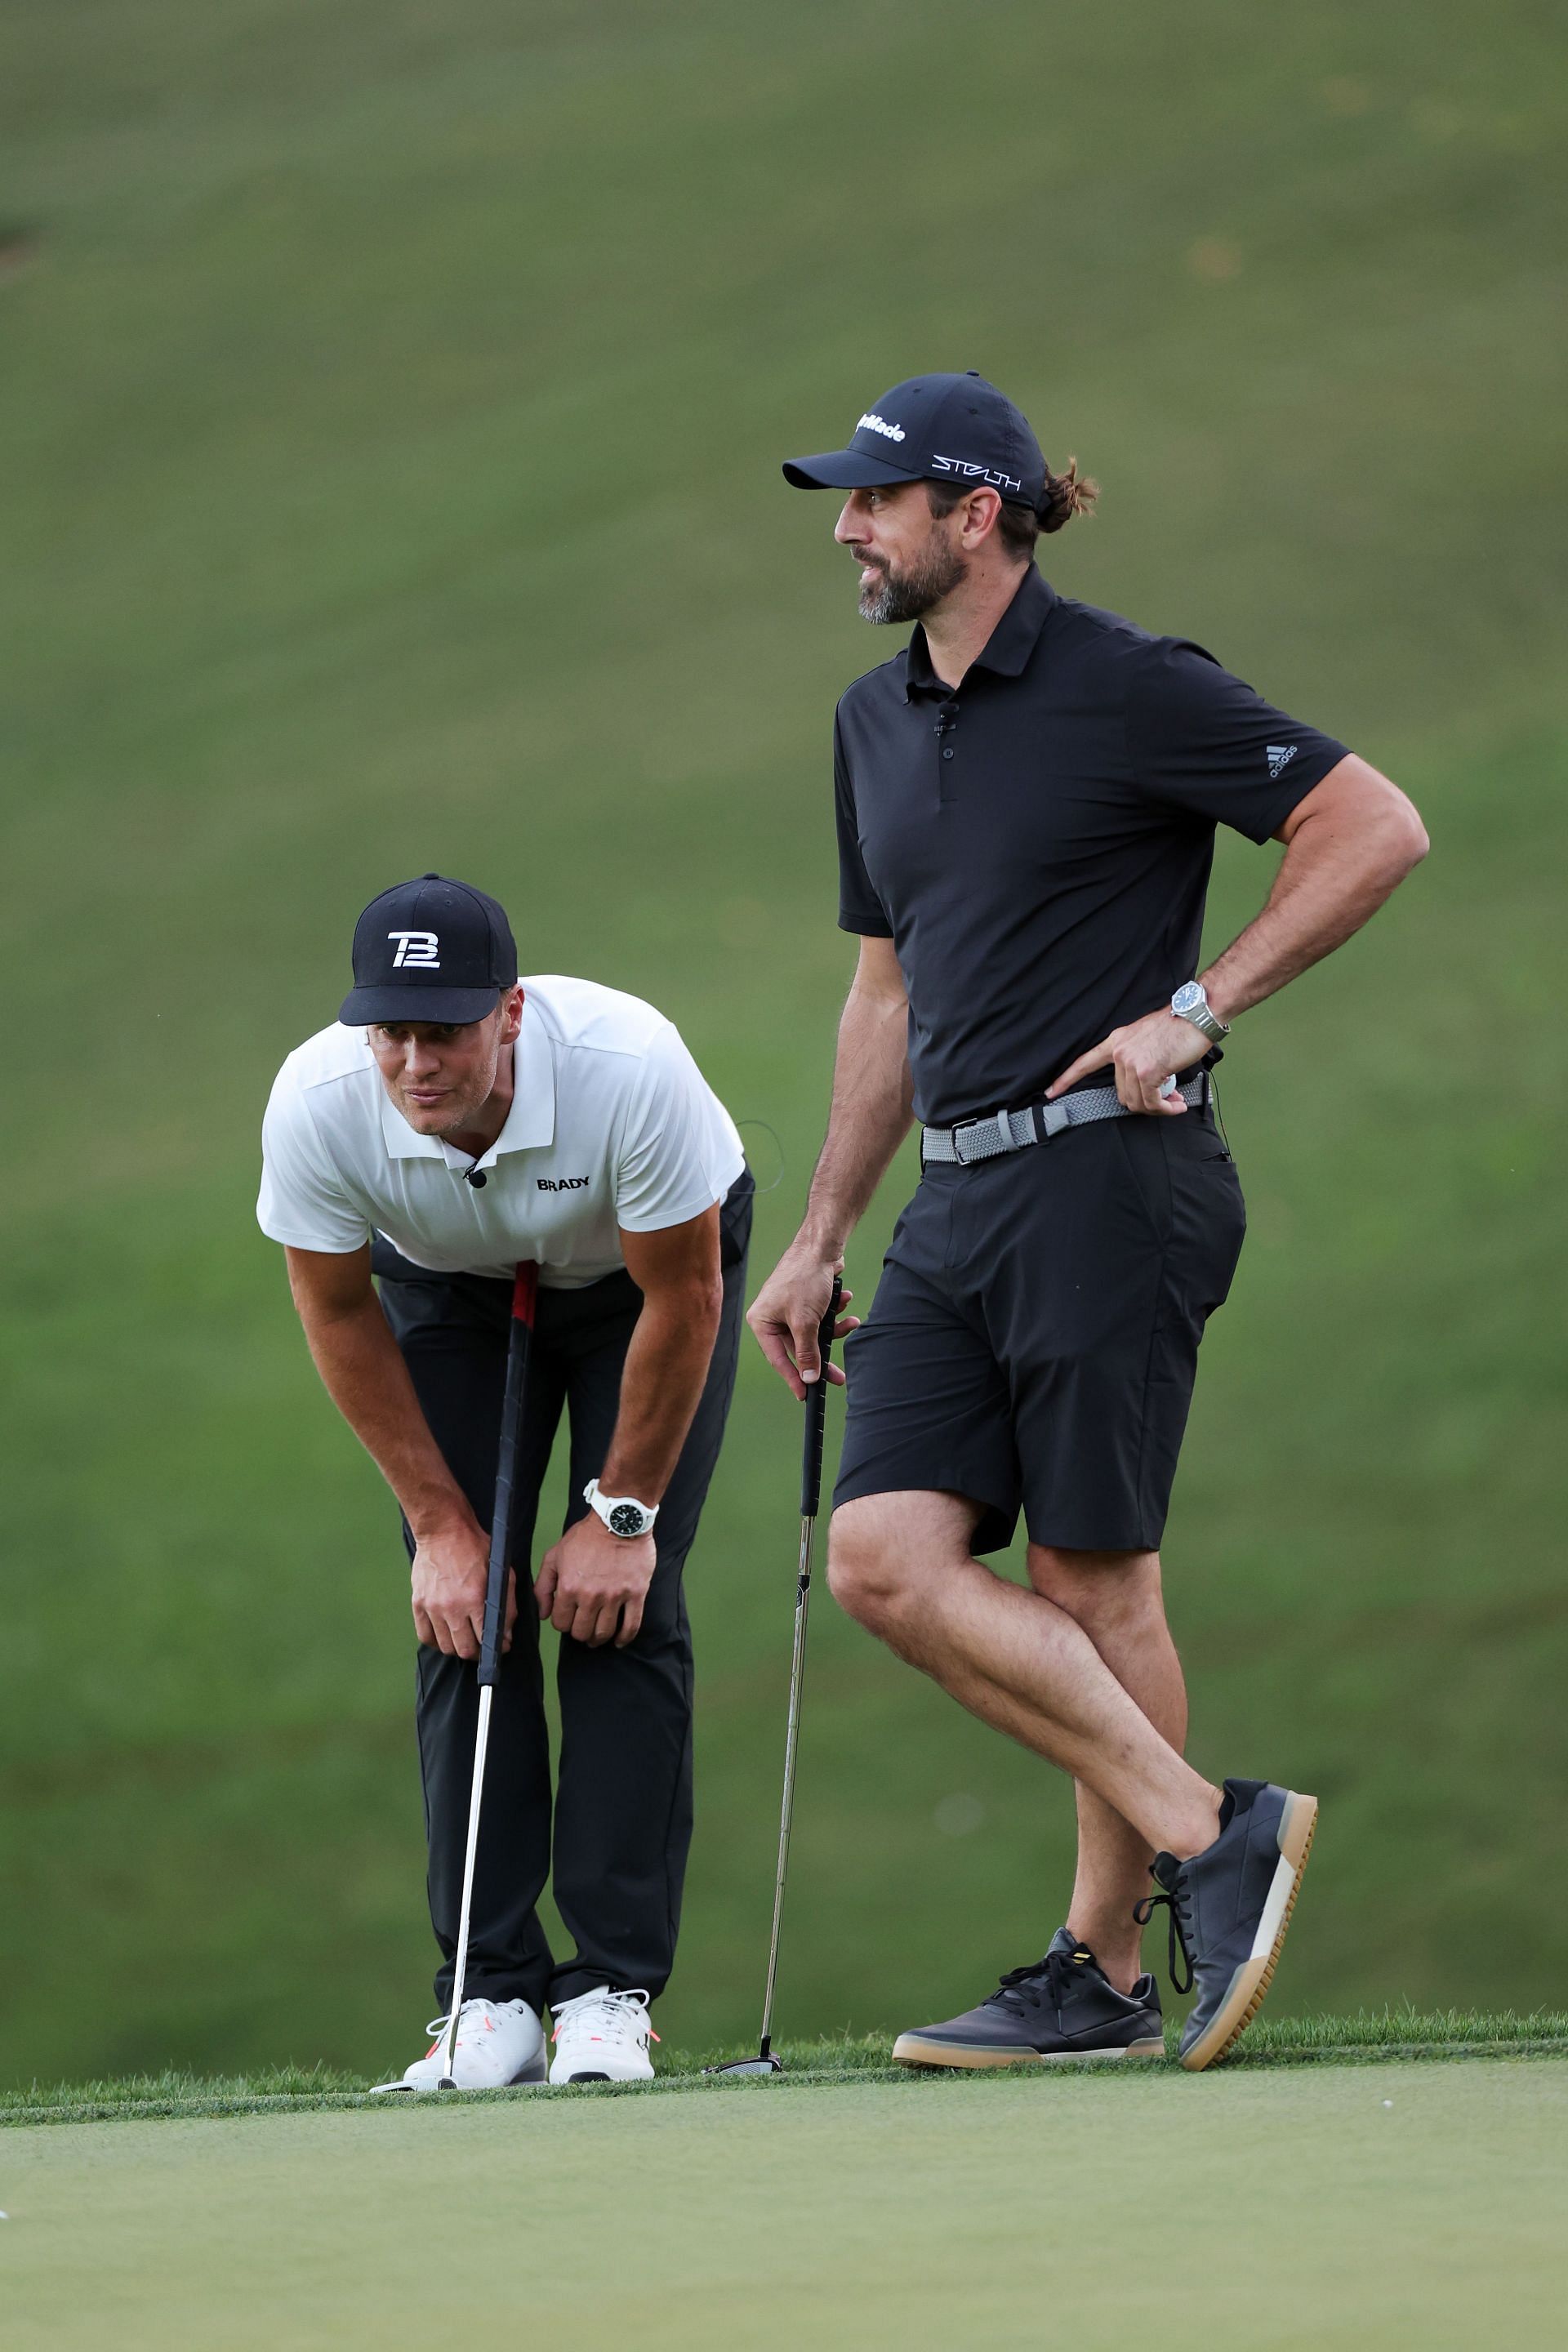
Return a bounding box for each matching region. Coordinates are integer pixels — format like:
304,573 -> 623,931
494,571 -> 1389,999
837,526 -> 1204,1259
583,1478 -> 659,1539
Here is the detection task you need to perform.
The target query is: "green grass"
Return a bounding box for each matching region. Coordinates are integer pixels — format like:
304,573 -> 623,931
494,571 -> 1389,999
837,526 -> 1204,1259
2,0 -> 1566,2093
5,2058 -> 1567,2350
7,2011 -> 1568,2128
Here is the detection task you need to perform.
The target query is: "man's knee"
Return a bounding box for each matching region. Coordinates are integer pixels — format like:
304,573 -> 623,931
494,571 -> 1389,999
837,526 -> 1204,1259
825,1503 -> 906,1632
1028,1544 -> 1164,1633
827,1492 -> 980,1633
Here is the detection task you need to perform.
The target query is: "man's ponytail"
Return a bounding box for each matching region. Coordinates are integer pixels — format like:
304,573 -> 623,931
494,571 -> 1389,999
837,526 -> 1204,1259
931,458 -> 1100,559
1038,457 -> 1098,535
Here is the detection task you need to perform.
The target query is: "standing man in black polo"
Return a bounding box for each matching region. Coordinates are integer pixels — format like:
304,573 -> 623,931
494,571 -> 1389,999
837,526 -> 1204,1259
749,374 -> 1428,2070
260,876 -> 751,2087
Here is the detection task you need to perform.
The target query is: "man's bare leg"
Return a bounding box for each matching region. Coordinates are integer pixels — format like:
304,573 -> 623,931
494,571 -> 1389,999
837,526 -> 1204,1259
826,1493 -> 1219,1860
1028,1547 -> 1186,1993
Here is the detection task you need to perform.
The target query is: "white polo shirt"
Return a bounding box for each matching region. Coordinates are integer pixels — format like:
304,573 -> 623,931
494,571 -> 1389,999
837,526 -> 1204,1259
257,975 -> 745,1290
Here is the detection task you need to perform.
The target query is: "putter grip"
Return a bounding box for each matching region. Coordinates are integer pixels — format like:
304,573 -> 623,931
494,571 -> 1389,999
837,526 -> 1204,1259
800,1276 -> 843,1520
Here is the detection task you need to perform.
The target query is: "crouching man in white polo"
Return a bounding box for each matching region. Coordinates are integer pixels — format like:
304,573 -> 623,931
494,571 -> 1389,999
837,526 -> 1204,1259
258,875 -> 751,2087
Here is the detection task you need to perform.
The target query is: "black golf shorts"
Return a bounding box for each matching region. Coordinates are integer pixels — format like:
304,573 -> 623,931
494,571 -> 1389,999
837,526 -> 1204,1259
834,1108 -> 1246,1553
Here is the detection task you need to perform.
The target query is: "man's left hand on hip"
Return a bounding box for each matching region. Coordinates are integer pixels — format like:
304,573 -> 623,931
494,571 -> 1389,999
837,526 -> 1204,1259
1047,1007 -> 1213,1116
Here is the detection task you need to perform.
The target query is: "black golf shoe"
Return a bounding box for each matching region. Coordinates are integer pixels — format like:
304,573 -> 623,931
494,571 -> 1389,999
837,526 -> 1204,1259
892,1927 -> 1165,2069
1138,1778 -> 1318,2073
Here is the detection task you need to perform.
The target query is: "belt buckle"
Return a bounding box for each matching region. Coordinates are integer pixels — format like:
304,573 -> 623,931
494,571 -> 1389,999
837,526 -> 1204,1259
953,1107 -> 1012,1165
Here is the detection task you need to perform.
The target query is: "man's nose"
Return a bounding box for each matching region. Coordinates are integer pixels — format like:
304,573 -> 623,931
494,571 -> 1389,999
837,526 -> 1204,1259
834,495 -> 865,546
406,1041 -> 442,1078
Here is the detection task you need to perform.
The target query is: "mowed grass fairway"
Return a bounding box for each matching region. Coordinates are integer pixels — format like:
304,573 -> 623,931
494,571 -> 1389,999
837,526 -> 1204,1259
7,2053 -> 1567,2351
3,0 -> 1567,2096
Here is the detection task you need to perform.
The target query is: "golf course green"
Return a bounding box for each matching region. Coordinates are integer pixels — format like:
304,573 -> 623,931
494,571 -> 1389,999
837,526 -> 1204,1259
7,2050 -> 1567,2350
3,0 -> 1566,2109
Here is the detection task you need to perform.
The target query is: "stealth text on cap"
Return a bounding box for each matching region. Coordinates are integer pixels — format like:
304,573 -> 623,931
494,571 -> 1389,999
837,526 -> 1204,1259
389,929 -> 440,968
932,453 -> 1023,495
858,412 -> 906,442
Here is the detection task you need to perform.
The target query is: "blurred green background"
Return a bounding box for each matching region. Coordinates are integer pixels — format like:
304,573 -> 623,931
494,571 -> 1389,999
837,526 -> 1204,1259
2,0 -> 1565,2087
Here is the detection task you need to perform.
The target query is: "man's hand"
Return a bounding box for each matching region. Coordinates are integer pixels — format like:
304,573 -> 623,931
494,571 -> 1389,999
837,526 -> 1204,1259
412,1513 -> 514,1659
535,1515 -> 657,1649
1047,1006 -> 1212,1116
747,1246 -> 859,1401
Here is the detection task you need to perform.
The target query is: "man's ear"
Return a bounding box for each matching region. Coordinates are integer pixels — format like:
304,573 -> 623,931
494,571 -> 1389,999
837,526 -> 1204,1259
959,486 -> 1004,548
498,984 -> 525,1044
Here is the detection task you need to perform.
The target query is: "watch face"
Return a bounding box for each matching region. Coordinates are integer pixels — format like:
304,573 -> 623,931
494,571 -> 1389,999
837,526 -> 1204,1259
1172,982 -> 1201,1015
608,1502 -> 645,1538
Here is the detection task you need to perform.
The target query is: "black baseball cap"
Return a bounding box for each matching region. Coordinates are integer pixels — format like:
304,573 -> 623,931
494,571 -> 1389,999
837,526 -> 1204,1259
782,372 -> 1048,514
339,875 -> 518,1026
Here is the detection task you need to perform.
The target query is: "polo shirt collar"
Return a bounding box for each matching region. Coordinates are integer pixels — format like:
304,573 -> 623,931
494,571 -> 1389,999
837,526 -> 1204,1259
378,992 -> 558,1168
903,566 -> 1057,699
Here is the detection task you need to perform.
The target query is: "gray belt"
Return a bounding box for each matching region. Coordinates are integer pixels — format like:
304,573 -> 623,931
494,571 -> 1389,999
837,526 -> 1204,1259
922,1072 -> 1207,1165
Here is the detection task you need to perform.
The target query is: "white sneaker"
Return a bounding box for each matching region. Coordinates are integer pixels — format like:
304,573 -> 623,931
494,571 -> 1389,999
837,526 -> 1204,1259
548,1986 -> 659,2084
370,1997 -> 547,2094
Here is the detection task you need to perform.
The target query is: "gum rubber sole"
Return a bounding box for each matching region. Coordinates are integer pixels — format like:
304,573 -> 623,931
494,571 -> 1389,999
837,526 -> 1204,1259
1180,1791 -> 1318,2074
892,2035 -> 1166,2070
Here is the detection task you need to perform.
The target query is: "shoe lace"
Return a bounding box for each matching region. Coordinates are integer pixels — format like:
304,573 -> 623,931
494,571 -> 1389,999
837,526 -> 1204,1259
550,1988 -> 660,2046
422,1997 -> 501,2048
1134,1876 -> 1195,1997
983,1949 -> 1082,2017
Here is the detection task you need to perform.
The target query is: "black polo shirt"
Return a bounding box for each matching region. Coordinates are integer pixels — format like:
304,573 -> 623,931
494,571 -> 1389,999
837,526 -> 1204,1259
834,567 -> 1349,1128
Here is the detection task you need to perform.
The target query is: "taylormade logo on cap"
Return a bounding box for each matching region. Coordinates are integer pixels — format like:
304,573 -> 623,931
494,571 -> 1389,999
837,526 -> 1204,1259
389,930 -> 440,968
857,412 -> 906,442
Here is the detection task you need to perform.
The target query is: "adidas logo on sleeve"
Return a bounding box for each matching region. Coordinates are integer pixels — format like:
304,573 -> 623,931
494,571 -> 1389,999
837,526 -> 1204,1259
1267,744 -> 1298,780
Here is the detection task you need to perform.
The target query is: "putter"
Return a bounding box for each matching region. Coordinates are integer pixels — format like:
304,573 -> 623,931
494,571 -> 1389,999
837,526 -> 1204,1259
707,1276 -> 843,2077
436,1259 -> 538,2088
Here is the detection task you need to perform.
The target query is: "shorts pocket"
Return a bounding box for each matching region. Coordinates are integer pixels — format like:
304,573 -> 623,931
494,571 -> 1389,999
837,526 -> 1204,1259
1111,1117 -> 1174,1247
1169,1146 -> 1246,1317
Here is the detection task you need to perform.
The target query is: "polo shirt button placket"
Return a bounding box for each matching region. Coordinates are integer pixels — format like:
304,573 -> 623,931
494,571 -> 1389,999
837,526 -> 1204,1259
936,701 -> 959,804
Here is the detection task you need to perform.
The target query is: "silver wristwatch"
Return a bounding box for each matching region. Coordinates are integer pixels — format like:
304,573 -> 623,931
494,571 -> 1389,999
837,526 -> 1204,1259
583,1477 -> 659,1539
1170,980 -> 1230,1044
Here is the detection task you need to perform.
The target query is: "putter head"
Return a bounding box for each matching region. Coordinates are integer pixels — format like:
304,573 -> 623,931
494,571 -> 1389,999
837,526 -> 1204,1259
435,2075 -> 458,2091
703,2051 -> 784,2076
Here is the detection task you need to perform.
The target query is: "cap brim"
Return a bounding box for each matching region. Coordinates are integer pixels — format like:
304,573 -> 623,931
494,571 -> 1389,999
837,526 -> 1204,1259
339,985 -> 505,1027
782,448 -> 928,490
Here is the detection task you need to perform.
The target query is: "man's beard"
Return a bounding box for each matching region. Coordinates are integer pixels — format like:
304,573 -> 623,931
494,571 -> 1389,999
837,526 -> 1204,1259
857,534 -> 969,625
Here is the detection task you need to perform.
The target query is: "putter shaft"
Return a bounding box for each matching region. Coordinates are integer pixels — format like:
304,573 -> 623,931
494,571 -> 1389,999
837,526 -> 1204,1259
758,1511 -> 816,2056
439,1263 -> 537,2086
442,1685 -> 494,2078
753,1276 -> 841,2061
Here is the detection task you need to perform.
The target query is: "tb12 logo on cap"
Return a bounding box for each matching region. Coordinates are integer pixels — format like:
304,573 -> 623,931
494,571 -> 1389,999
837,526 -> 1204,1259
389,929 -> 440,968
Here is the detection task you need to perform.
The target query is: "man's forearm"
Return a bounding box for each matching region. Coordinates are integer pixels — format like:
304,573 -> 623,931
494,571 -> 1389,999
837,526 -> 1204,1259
1203,759 -> 1429,1025
297,1291 -> 474,1540
599,1280 -> 721,1503
799,969 -> 914,1254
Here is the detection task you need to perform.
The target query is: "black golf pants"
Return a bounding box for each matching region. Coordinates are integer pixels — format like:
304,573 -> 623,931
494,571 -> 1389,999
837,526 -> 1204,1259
373,1176 -> 751,2016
